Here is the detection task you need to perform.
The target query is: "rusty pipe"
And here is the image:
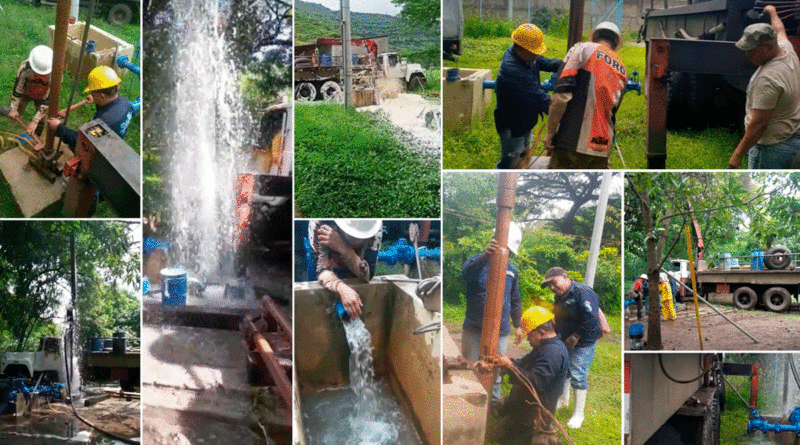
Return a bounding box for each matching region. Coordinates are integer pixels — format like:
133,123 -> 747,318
58,99 -> 90,117
244,317 -> 292,409
567,0 -> 586,50
43,0 -> 71,156
476,172 -> 518,394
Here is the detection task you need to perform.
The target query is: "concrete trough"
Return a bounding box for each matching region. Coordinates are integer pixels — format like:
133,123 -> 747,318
294,275 -> 441,445
47,22 -> 135,81
442,67 -> 493,132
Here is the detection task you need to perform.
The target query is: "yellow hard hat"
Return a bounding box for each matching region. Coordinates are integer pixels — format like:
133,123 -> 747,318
520,306 -> 554,335
512,24 -> 547,55
84,66 -> 121,93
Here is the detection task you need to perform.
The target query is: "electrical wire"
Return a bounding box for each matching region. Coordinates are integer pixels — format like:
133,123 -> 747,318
658,354 -> 712,384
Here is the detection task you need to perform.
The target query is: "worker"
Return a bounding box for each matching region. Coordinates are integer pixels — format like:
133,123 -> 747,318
461,223 -> 524,402
8,45 -> 52,135
494,24 -> 561,169
543,22 -> 628,169
47,66 -> 134,148
728,6 -> 800,169
490,306 -> 569,445
632,273 -> 649,319
541,266 -> 600,429
668,274 -> 680,304
309,219 -> 382,318
659,277 -> 676,321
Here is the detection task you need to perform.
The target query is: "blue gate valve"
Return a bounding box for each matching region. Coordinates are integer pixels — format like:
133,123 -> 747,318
626,71 -> 642,95
748,408 -> 800,434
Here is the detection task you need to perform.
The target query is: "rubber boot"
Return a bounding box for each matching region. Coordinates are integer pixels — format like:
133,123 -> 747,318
556,379 -> 570,410
567,388 -> 588,429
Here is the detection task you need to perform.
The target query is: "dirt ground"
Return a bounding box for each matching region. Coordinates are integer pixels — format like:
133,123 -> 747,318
623,294 -> 800,351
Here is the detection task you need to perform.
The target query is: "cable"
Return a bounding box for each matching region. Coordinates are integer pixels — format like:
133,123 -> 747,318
505,364 -> 576,445
658,354 -> 712,384
789,354 -> 800,391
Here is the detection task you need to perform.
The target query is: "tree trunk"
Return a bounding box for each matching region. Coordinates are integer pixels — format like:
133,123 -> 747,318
640,186 -> 663,350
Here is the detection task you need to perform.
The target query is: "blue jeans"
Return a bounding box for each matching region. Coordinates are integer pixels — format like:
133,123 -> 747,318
462,328 -> 509,401
568,342 -> 596,390
748,135 -> 800,169
496,128 -> 531,169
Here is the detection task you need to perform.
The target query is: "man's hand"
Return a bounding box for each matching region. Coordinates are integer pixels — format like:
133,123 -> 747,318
564,335 -> 579,349
514,326 -> 525,345
316,224 -> 349,254
8,110 -> 19,120
728,150 -> 746,169
543,132 -> 556,155
483,239 -> 502,258
47,118 -> 61,132
85,94 -> 95,104
495,355 -> 513,368
25,121 -> 37,135
337,281 -> 363,318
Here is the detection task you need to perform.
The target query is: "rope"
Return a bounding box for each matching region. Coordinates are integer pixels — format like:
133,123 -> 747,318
658,354 -> 711,384
504,364 -> 576,445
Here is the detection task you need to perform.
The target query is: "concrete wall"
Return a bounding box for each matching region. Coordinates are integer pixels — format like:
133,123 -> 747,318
461,0 -> 690,33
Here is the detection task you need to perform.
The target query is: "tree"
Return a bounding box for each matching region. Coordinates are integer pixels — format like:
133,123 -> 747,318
0,222 -> 140,351
515,173 -> 604,235
392,0 -> 440,27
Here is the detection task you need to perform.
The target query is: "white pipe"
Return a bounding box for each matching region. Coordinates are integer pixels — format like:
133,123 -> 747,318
585,172 -> 612,288
341,0 -> 353,108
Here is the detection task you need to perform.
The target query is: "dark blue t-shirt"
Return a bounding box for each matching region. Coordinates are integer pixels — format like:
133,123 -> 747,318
56,95 -> 134,148
461,253 -> 522,337
553,281 -> 600,348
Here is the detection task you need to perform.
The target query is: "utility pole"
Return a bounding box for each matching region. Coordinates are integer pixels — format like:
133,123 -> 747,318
341,0 -> 353,108
584,172 -> 612,288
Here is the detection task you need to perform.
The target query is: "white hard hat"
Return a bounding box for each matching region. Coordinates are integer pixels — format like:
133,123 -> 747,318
494,222 -> 522,255
28,45 -> 53,76
590,22 -> 622,51
334,219 -> 382,239
639,274 -> 647,279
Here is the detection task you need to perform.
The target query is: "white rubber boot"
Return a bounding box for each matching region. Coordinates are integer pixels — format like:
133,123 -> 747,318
567,388 -> 588,429
556,379 -> 571,409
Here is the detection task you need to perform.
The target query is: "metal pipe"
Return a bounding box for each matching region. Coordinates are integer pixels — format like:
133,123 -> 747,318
243,317 -> 292,409
43,0 -> 71,156
568,0 -> 587,49
476,172 -> 518,394
341,0 -> 353,108
660,266 -> 759,343
584,172 -> 611,287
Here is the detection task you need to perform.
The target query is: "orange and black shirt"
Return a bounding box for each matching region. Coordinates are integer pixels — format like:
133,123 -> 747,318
552,42 -> 627,157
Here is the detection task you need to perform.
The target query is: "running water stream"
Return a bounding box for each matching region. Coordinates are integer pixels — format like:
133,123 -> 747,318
302,317 -> 423,444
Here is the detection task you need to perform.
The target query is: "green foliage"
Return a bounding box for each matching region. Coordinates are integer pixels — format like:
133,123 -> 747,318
0,1 -> 141,217
392,0 -> 440,28
239,61 -> 292,110
295,103 -> 440,217
463,16 -> 515,39
547,11 -> 570,39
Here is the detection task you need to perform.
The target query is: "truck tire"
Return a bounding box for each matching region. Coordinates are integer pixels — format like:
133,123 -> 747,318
765,246 -> 792,270
407,74 -> 426,92
732,287 -> 757,310
764,287 -> 791,312
319,81 -> 342,101
108,3 -> 134,26
295,83 -> 317,102
701,397 -> 720,445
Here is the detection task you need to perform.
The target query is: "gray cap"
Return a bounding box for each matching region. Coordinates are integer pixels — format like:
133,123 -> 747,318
736,23 -> 777,51
540,266 -> 567,288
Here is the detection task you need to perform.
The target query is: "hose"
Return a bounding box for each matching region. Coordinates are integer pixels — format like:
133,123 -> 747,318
658,354 -> 712,384
62,333 -> 138,444
789,354 -> 800,391
505,364 -> 576,445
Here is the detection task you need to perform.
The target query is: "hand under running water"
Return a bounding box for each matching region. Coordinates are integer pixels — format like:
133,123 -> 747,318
337,281 -> 363,318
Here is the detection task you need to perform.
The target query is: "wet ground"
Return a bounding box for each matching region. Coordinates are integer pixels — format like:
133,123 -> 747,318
359,93 -> 441,158
623,294 -> 800,351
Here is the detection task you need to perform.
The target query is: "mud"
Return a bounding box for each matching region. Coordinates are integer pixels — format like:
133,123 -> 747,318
623,294 -> 800,351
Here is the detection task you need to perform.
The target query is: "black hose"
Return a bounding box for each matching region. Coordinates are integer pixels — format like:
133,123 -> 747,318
62,333 -> 138,444
658,354 -> 712,384
789,354 -> 800,391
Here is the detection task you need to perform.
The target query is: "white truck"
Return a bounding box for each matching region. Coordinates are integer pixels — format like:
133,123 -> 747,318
0,337 -> 63,383
378,52 -> 427,91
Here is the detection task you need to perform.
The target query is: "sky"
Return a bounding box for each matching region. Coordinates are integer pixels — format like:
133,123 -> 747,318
306,0 -> 401,16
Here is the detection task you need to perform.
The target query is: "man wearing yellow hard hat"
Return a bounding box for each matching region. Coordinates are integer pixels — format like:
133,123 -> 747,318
48,65 -> 134,148
494,24 -> 561,169
490,306 -> 569,445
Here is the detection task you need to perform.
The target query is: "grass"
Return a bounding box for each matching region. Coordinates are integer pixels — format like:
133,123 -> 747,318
295,103 -> 440,218
444,298 -> 622,444
0,0 -> 140,217
444,35 -> 743,169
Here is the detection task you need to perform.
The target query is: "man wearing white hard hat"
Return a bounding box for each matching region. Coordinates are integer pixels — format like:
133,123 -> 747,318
460,222 -> 523,402
8,45 -> 52,135
544,22 -> 628,169
309,219 -> 382,318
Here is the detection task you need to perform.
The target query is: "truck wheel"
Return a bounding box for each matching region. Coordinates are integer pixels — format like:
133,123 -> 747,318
295,83 -> 317,102
764,287 -> 791,312
732,287 -> 757,310
701,397 -> 720,445
108,3 -> 134,26
319,81 -> 342,102
765,246 -> 791,270
408,74 -> 426,92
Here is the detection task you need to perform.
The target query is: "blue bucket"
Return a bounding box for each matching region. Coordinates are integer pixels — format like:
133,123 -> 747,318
143,276 -> 149,295
718,252 -> 731,271
90,338 -> 103,352
161,267 -> 187,306
446,68 -> 460,81
751,250 -> 765,270
352,55 -> 359,65
321,53 -> 332,66
628,324 -> 644,339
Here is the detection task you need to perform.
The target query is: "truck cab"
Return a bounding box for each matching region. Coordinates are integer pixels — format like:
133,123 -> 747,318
669,259 -> 694,301
378,53 -> 427,91
1,337 -> 63,383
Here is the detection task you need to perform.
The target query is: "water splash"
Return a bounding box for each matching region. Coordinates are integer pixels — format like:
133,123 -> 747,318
166,0 -> 248,282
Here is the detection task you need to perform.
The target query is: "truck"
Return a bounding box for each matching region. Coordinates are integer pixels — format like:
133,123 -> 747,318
294,37 -> 426,102
626,353 -> 766,445
0,337 -> 64,383
443,0 -> 463,61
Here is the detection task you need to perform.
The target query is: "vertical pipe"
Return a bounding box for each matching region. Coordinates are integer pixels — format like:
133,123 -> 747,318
44,0 -> 72,156
584,172 -> 611,288
341,0 -> 353,108
508,0 -> 514,22
476,172 -> 518,394
568,0 -> 586,49
749,364 -> 760,410
616,0 -> 623,29
646,39 -> 668,169
480,0 -> 483,21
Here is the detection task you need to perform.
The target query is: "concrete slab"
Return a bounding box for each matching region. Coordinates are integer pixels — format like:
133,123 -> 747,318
0,148 -> 66,217
143,406 -> 262,445
443,375 -> 489,445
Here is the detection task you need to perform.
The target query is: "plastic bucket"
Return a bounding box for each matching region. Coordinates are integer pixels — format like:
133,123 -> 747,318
751,250 -> 765,270
161,267 -> 187,306
446,68 -> 460,81
143,276 -> 149,295
719,253 -> 731,271
320,53 -> 332,66
90,338 -> 103,352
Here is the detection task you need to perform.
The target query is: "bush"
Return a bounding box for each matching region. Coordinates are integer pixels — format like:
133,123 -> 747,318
464,15 -> 515,39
